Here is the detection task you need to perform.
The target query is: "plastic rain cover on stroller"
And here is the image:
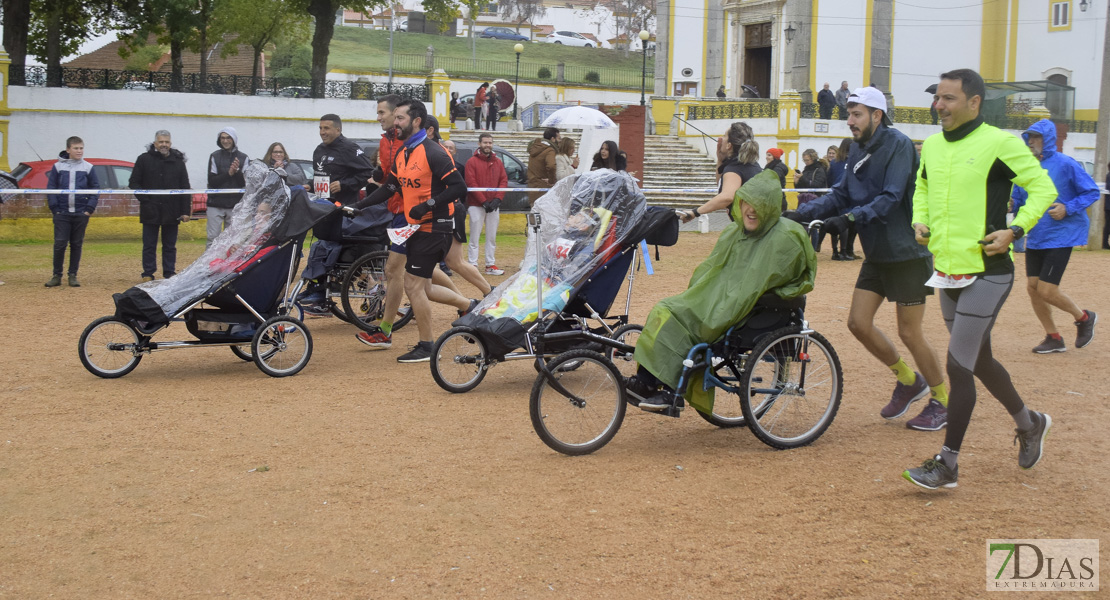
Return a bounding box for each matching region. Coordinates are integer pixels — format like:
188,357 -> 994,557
112,161 -> 326,325
458,169 -> 646,356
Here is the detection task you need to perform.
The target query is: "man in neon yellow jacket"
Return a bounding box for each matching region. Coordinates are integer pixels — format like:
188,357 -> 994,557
628,169 -> 817,412
903,68 -> 1057,490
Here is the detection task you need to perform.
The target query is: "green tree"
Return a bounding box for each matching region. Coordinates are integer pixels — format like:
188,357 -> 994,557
498,0 -> 544,39
222,0 -> 309,83
25,0 -> 125,86
270,43 -> 312,81
2,0 -> 32,84
117,0 -> 200,91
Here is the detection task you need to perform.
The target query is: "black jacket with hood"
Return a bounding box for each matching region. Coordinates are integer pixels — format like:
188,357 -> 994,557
129,145 -> 191,225
206,126 -> 250,209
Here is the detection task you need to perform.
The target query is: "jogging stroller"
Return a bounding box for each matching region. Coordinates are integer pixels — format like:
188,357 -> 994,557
78,162 -> 337,378
429,169 -> 679,393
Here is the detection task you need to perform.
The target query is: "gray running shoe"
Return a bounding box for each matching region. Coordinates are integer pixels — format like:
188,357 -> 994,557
1075,310 -> 1097,348
1014,411 -> 1052,470
902,455 -> 958,490
906,399 -> 948,431
1033,335 -> 1066,354
881,373 -> 928,419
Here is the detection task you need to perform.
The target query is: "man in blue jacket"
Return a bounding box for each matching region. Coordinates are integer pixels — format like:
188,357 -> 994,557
786,87 -> 947,431
1011,119 -> 1100,354
45,136 -> 99,288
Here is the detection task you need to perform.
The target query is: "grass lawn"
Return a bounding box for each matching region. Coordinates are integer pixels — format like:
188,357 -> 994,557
329,27 -> 653,87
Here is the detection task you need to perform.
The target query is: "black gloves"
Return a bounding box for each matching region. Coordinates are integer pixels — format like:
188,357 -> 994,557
822,214 -> 851,235
408,201 -> 433,220
485,198 -> 502,213
782,210 -> 805,223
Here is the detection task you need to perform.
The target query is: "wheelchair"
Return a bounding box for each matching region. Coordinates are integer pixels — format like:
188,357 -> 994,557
528,294 -> 843,456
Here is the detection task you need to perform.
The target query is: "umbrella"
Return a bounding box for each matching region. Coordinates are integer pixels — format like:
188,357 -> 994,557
540,106 -> 617,129
925,83 -> 938,94
491,79 -> 514,111
740,84 -> 760,98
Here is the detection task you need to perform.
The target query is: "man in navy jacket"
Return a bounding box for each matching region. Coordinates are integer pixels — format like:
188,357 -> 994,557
45,136 -> 99,288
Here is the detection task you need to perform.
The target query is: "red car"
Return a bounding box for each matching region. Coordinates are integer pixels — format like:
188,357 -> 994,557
11,158 -> 208,214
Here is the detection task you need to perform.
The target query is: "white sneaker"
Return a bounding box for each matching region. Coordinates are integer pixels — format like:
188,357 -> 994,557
485,265 -> 505,276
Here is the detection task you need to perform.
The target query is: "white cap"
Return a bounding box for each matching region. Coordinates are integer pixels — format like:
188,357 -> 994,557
846,87 -> 893,125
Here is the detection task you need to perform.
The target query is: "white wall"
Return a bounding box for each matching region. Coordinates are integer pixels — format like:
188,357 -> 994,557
10,87 -> 385,190
1013,0 -> 1105,113
669,0 -> 706,95
891,0 -> 983,109
813,0 -> 867,95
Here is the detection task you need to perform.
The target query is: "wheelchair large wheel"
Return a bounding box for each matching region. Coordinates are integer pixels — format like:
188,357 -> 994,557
431,326 -> 489,393
530,349 -> 625,456
605,323 -> 642,378
251,316 -> 312,377
79,316 -> 144,378
341,250 -> 414,333
694,358 -> 753,428
740,326 -> 841,449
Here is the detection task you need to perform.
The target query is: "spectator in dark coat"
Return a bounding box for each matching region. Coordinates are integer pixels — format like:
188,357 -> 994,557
205,126 -> 249,249
817,82 -> 837,120
129,129 -> 191,281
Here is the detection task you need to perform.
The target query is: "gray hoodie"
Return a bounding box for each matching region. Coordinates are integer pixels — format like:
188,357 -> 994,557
207,126 -> 249,209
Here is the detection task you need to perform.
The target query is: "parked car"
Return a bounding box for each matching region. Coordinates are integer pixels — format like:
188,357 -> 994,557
480,26 -> 529,41
276,86 -> 312,98
545,31 -> 595,47
12,158 -> 134,190
122,81 -> 157,91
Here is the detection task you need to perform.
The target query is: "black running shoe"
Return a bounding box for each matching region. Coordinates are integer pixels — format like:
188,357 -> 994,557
1014,411 -> 1052,470
1032,335 -> 1066,354
902,455 -> 958,490
1075,310 -> 1097,348
398,341 -> 433,363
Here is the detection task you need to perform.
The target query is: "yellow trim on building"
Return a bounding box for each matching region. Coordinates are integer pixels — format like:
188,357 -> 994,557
862,0 -> 874,84
1007,0 -> 1020,80
701,0 -> 709,96
1048,0 -> 1073,32
980,0 -> 1008,81
809,0 -> 820,96
1073,108 -> 1099,121
11,108 -> 382,124
667,0 -> 676,94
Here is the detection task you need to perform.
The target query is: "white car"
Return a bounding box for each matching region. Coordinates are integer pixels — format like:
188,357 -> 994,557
545,31 -> 596,48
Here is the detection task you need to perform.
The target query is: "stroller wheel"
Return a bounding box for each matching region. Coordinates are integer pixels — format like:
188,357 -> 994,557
530,349 -> 625,456
605,323 -> 643,378
230,344 -> 253,361
431,326 -> 489,393
251,316 -> 313,377
79,316 -> 144,378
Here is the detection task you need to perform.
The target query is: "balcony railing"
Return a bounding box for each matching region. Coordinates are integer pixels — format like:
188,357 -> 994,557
685,100 -> 779,120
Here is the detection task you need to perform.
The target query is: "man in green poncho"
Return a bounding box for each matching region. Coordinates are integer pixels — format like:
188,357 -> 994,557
627,169 -> 817,411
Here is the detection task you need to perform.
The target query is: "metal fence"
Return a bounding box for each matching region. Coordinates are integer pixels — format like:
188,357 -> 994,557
11,66 -> 429,101
686,101 -> 779,120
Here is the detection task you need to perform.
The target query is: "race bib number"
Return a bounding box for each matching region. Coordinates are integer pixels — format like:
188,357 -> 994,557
387,224 -> 420,246
925,271 -> 976,289
552,237 -> 574,260
313,175 -> 331,198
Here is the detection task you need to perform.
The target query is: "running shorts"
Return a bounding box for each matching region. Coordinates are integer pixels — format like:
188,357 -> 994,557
406,231 -> 451,278
1024,247 -> 1072,285
855,256 -> 934,306
389,213 -> 408,255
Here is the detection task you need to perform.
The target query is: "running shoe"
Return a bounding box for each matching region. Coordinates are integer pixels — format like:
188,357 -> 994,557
397,341 -> 433,363
458,298 -> 479,317
302,304 -> 333,317
638,392 -> 672,412
1032,335 -> 1066,354
1075,310 -> 1097,348
623,375 -> 656,407
902,455 -> 958,489
355,327 -> 392,349
881,373 -> 928,419
485,265 -> 505,276
1014,411 -> 1052,470
906,399 -> 948,431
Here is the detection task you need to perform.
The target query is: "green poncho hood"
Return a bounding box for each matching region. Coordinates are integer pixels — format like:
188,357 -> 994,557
634,169 -> 817,413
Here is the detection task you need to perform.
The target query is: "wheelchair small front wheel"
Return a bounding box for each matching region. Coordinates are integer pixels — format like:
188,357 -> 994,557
740,326 -> 842,449
605,323 -> 643,378
694,358 -> 750,428
431,326 -> 489,393
79,316 -> 144,378
252,316 -> 313,377
530,349 -> 625,456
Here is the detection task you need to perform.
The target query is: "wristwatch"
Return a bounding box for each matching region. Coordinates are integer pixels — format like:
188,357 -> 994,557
426,198 -> 436,207
1009,224 -> 1024,240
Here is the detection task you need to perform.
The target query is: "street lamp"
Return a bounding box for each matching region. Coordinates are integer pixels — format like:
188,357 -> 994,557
639,30 -> 650,106
514,43 -> 523,120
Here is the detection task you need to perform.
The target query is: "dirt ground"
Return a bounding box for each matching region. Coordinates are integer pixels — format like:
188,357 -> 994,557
1,233 -> 1107,599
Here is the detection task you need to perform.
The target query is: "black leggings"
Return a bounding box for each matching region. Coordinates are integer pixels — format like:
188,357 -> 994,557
940,273 -> 1025,452
1103,210 -> 1110,248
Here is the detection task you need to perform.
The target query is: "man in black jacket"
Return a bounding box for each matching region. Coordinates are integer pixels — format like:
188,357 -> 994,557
129,130 -> 191,281
205,126 -> 249,248
817,82 -> 836,120
312,114 -> 373,206
786,87 -> 948,432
